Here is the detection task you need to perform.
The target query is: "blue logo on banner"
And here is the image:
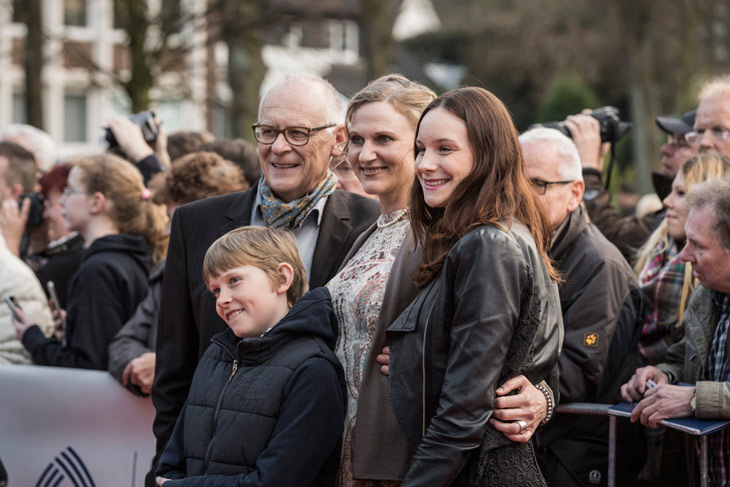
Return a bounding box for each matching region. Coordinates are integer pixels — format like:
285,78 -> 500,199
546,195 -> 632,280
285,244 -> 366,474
36,447 -> 96,487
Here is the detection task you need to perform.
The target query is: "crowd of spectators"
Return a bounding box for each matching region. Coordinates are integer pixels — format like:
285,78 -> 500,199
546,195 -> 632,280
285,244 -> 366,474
2,72 -> 730,487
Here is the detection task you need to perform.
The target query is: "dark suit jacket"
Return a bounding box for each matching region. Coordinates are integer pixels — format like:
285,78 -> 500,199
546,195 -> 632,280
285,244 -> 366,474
151,183 -> 379,458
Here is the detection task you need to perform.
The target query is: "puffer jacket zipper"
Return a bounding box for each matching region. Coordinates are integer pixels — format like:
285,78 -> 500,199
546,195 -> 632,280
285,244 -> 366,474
204,341 -> 238,472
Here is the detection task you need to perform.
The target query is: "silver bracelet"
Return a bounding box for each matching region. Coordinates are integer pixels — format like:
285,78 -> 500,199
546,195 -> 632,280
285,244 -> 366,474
535,383 -> 553,426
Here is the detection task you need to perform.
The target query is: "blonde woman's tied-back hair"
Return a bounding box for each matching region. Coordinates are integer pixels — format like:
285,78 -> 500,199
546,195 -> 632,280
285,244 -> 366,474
71,154 -> 168,262
202,227 -> 308,308
345,74 -> 437,143
634,153 -> 730,330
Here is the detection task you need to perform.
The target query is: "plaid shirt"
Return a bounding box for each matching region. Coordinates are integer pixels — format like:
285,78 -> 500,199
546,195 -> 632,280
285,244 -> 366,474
703,291 -> 730,487
638,240 -> 686,364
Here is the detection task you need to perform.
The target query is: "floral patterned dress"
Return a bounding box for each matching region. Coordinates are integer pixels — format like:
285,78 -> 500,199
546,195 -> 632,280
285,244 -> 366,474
326,208 -> 409,487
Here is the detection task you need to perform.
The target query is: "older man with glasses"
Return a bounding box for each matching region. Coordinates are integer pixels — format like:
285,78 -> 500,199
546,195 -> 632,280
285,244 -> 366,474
685,74 -> 730,157
148,74 -> 379,486
507,127 -> 644,486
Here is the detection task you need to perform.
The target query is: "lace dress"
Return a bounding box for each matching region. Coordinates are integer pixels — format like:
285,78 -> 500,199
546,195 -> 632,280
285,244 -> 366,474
326,209 -> 409,487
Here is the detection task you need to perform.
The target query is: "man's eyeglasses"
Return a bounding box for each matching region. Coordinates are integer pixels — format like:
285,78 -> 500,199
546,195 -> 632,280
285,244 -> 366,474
684,128 -> 730,145
665,135 -> 691,150
62,187 -> 86,197
252,123 -> 336,146
529,178 -> 575,195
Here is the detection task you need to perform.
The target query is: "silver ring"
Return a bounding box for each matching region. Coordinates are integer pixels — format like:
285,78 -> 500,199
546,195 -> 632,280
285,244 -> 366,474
517,419 -> 527,432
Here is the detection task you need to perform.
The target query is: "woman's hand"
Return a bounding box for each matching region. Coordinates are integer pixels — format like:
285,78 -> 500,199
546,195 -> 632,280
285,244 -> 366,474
108,117 -> 154,162
0,197 -> 30,257
489,375 -> 547,443
122,352 -> 156,394
152,118 -> 171,169
50,306 -> 67,341
10,305 -> 35,341
376,346 -> 390,376
156,476 -> 170,486
564,111 -> 609,170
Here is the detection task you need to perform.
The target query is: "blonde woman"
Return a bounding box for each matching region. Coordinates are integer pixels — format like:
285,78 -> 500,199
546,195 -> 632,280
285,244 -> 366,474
634,154 -> 730,365
326,75 -> 436,486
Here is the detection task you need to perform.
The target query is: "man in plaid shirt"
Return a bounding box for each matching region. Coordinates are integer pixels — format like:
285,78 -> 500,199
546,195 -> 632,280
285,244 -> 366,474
621,177 -> 730,486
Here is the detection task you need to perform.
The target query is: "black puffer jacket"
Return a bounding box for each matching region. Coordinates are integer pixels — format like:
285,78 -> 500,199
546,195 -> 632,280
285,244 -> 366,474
387,222 -> 563,486
156,287 -> 346,487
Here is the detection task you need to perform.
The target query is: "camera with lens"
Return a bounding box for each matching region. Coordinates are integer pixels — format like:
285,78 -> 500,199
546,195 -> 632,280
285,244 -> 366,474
531,106 -> 632,143
20,192 -> 45,231
103,111 -> 158,151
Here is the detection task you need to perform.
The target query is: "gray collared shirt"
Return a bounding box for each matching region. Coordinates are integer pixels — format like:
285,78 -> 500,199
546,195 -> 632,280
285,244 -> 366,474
250,189 -> 327,277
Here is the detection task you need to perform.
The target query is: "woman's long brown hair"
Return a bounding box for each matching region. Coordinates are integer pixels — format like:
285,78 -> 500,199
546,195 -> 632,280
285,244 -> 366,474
410,86 -> 558,287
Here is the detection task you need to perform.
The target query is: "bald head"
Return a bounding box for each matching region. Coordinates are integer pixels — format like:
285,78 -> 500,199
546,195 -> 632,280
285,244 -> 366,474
693,75 -> 730,156
259,74 -> 342,125
255,74 -> 347,202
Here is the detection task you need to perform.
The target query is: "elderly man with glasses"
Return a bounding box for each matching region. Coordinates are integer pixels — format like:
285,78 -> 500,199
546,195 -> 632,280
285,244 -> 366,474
511,127 -> 644,486
686,74 -> 730,157
148,74 -> 379,486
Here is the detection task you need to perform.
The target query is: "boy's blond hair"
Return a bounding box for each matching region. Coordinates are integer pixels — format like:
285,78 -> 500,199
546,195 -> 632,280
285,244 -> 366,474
202,227 -> 308,307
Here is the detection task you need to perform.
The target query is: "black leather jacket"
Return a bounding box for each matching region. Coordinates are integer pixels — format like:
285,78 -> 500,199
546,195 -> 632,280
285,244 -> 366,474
387,222 -> 563,486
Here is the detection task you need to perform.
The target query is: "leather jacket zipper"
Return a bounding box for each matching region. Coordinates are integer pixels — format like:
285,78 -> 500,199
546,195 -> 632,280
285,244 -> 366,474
422,305 -> 434,436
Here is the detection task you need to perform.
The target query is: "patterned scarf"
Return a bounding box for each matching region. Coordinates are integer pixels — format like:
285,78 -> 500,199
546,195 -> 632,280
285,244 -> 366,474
258,170 -> 337,230
637,239 -> 686,365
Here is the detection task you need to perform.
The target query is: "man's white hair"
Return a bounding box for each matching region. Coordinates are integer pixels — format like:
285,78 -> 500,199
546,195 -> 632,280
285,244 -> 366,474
519,127 -> 583,181
2,124 -> 57,171
698,74 -> 730,103
258,73 -> 343,127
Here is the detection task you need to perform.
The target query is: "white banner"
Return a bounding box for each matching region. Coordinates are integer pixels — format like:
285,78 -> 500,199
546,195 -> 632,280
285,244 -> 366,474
0,365 -> 155,486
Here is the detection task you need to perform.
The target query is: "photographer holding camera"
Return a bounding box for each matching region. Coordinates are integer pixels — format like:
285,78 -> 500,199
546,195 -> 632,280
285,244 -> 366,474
551,108 -> 697,263
0,141 -> 46,259
106,112 -> 169,185
0,142 -> 55,365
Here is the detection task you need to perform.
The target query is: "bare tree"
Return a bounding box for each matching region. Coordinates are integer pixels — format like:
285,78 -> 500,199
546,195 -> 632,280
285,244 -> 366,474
13,0 -> 44,129
214,0 -> 266,143
361,0 -> 396,79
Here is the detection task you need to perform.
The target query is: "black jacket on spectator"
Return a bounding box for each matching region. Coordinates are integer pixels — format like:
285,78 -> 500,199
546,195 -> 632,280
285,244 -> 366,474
108,259 -> 165,394
156,287 -> 345,486
534,206 -> 645,487
547,205 -> 642,404
136,154 -> 164,186
22,234 -> 152,370
582,168 -> 665,263
32,233 -> 85,310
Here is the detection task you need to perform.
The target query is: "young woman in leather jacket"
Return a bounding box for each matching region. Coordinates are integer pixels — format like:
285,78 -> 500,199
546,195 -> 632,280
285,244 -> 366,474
385,87 -> 563,486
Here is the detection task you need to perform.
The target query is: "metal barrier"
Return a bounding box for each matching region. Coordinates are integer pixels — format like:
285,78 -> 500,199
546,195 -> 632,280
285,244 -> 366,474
555,403 -> 616,487
557,402 -> 730,487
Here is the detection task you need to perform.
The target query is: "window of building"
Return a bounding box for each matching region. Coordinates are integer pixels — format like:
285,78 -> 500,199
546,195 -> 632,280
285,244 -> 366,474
12,93 -> 27,124
64,93 -> 88,142
64,0 -> 88,27
328,20 -> 359,53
